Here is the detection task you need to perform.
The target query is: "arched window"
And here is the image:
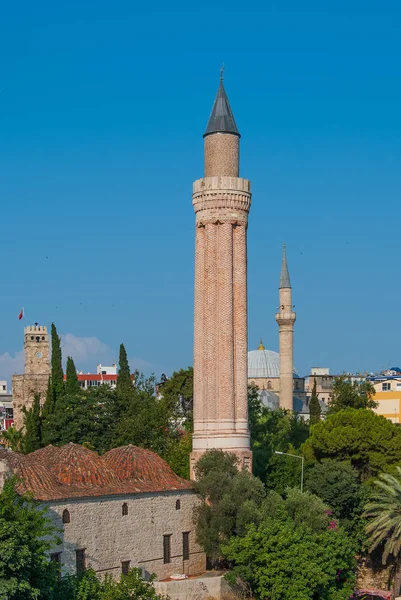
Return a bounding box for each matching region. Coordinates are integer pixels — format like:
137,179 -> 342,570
122,503 -> 128,516
176,499 -> 181,510
62,509 -> 70,524
267,381 -> 272,390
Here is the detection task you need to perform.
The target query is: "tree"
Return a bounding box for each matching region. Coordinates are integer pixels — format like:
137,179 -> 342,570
328,376 -> 377,414
308,379 -> 321,425
158,367 -> 193,428
22,392 -> 42,454
50,323 -> 64,400
305,459 -> 367,542
112,372 -> 174,457
0,477 -> 59,599
302,408 -> 401,480
364,467 -> 401,597
193,450 -> 265,562
52,568 -> 167,600
117,344 -> 131,392
65,357 -> 80,395
249,397 -> 309,487
1,426 -> 24,452
223,503 -> 356,600
45,390 -> 103,449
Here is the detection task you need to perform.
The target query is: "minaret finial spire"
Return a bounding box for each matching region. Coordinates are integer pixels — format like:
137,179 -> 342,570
279,243 -> 291,289
220,63 -> 224,82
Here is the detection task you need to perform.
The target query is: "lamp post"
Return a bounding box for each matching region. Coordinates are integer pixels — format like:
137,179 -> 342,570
275,451 -> 304,493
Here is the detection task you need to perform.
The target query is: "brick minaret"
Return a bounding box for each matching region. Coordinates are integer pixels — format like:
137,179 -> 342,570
275,245 -> 296,410
190,74 -> 252,478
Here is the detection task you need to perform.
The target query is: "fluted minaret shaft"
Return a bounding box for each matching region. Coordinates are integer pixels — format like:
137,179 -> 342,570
275,245 -> 296,411
190,77 -> 252,478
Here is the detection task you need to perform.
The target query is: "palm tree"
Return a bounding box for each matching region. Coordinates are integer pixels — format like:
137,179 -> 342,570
364,466 -> 401,598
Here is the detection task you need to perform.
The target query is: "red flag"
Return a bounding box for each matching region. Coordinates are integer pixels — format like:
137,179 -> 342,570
18,308 -> 24,320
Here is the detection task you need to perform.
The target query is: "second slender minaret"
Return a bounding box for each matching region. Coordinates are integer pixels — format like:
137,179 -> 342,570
190,73 -> 252,478
275,245 -> 296,410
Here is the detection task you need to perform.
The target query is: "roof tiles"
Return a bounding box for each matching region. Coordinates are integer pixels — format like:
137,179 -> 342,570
1,443 -> 192,501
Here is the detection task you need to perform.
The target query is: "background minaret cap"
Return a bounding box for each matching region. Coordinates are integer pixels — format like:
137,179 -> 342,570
279,244 -> 291,289
203,68 -> 240,138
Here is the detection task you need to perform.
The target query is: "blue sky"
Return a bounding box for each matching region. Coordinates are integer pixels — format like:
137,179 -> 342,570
1,0 -> 400,384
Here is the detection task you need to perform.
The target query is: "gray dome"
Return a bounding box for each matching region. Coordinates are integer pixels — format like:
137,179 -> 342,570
248,348 -> 299,379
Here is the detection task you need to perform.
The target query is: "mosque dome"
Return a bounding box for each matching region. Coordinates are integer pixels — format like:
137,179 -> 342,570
248,340 -> 299,379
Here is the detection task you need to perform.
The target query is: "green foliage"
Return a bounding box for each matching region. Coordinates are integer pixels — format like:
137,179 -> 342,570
51,323 -> 64,399
308,379 -> 321,425
249,397 -> 309,489
0,477 -> 59,599
1,426 -> 24,452
65,357 -> 80,396
44,390 -> 105,449
364,467 -> 401,596
223,510 -> 356,600
305,459 -> 367,544
117,344 -> 131,392
52,568 -> 167,600
194,450 -> 265,561
364,466 -> 401,563
328,376 -> 377,414
22,392 -> 42,454
164,431 -> 192,479
302,408 -> 401,480
158,367 -> 193,429
112,372 -> 172,457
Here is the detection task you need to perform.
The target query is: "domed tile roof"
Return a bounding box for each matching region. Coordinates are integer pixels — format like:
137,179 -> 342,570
0,443 -> 193,501
248,344 -> 299,379
47,443 -> 119,488
104,445 -> 189,491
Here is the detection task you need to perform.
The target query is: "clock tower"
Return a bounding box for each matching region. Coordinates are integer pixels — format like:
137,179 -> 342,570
24,324 -> 50,375
12,324 -> 51,430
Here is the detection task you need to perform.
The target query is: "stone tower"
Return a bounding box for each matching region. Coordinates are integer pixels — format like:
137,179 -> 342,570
275,245 -> 296,410
12,324 -> 50,429
190,74 -> 252,478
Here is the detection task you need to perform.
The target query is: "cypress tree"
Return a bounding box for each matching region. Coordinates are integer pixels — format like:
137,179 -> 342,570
50,323 -> 64,399
65,356 -> 80,395
117,344 -> 131,390
309,379 -> 321,425
23,393 -> 42,454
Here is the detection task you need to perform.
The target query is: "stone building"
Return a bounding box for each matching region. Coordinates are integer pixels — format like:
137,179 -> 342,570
12,324 -> 50,429
191,73 -> 252,476
0,443 -> 205,580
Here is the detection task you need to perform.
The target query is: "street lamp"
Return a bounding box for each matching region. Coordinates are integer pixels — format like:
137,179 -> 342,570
275,451 -> 304,493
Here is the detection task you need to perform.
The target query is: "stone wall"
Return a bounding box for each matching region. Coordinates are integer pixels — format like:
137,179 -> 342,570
45,489 -> 205,581
12,373 -> 49,429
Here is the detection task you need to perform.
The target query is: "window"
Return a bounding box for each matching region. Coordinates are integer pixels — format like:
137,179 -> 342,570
76,549 -> 86,574
36,336 -> 40,342
397,383 -> 401,389
382,383 -> 391,391
163,535 -> 171,564
42,336 -> 45,340
267,381 -> 272,390
102,371 -> 107,375
122,502 -> 128,516
121,560 -> 130,576
183,532 -> 190,561
175,499 -> 181,510
62,509 -> 70,524
50,553 -> 62,580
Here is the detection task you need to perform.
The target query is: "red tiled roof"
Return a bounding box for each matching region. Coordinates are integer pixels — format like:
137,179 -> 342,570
1,443 -> 192,501
62,374 -> 117,381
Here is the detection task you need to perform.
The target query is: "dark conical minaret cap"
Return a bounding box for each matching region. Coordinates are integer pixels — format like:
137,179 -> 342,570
203,67 -> 240,138
279,244 -> 291,289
